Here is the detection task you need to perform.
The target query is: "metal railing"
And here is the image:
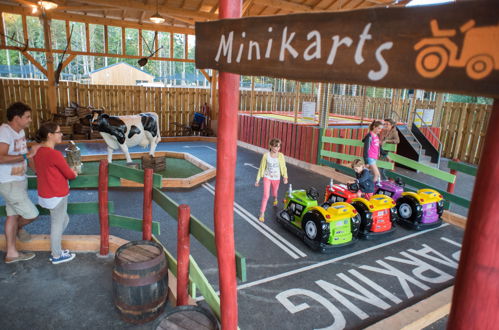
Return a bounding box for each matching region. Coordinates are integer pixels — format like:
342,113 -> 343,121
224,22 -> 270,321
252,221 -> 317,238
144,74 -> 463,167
413,111 -> 443,168
390,110 -> 422,157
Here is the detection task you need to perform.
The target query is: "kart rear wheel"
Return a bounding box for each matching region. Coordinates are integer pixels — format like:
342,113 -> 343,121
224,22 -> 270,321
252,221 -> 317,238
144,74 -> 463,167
397,197 -> 418,223
302,212 -> 329,243
466,55 -> 494,80
415,46 -> 448,78
352,201 -> 371,233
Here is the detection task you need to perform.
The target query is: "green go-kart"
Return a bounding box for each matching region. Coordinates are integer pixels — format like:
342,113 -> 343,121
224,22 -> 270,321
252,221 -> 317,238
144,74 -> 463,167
276,186 -> 361,253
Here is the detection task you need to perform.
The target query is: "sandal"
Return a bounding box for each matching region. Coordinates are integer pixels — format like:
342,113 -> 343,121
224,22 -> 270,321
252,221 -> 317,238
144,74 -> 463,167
5,252 -> 35,264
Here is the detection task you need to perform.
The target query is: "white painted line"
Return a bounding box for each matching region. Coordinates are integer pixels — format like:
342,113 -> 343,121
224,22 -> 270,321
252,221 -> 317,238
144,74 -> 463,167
183,145 -> 217,151
243,162 -> 259,170
201,184 -> 301,259
204,182 -> 307,258
441,237 -> 462,247
196,223 -> 450,301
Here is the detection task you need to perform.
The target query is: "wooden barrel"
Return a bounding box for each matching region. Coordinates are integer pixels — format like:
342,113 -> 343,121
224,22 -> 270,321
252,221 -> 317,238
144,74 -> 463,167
112,240 -> 169,324
154,305 -> 219,330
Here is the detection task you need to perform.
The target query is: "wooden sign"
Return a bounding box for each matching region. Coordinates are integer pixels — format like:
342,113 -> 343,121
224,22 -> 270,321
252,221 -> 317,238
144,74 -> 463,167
196,1 -> 499,98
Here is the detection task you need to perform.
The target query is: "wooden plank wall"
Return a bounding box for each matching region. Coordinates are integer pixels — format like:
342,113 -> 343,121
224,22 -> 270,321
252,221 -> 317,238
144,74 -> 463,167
238,114 -> 319,164
439,102 -> 491,165
0,79 -> 211,137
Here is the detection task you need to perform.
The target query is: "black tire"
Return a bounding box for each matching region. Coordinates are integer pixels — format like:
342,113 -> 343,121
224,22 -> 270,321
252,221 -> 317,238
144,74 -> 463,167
302,211 -> 329,243
396,196 -> 419,223
351,201 -> 372,233
350,214 -> 361,238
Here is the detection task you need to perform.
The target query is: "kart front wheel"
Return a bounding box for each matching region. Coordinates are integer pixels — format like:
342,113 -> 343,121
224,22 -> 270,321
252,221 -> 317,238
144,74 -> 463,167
302,212 -> 329,243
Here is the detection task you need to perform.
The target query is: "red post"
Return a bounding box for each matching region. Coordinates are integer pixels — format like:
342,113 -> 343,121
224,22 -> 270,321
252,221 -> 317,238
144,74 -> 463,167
448,99 -> 499,328
143,168 -> 153,241
177,204 -> 191,306
215,0 -> 241,328
98,160 -> 109,256
447,158 -> 458,193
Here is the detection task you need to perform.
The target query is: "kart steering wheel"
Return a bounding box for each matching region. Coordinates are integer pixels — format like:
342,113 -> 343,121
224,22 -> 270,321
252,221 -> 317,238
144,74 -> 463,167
347,183 -> 359,192
306,187 -> 320,201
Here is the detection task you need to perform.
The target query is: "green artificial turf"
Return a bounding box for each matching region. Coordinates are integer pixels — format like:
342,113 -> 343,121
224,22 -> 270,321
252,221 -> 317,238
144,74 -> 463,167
27,157 -> 204,178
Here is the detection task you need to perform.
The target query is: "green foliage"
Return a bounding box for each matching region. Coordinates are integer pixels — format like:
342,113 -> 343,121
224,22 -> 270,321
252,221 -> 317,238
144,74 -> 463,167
446,93 -> 493,105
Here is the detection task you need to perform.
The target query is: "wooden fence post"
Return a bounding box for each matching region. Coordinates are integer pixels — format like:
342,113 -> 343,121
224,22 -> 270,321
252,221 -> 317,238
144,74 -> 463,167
177,204 -> 191,306
143,168 -> 153,241
98,160 -> 109,256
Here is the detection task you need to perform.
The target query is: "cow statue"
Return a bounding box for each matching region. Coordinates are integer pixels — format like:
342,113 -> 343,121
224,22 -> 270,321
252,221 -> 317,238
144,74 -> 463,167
89,112 -> 160,163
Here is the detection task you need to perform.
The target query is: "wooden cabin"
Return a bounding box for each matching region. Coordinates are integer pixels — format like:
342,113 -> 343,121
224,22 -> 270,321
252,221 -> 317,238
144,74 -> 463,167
89,62 -> 154,86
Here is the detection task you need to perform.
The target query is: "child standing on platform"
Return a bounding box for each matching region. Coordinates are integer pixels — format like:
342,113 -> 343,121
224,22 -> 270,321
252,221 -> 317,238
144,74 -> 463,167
362,120 -> 384,186
351,159 -> 375,199
255,138 -> 288,222
34,122 -> 78,264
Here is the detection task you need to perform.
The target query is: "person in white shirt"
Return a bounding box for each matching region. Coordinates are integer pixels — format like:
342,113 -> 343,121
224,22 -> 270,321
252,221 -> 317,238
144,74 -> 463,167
0,102 -> 40,264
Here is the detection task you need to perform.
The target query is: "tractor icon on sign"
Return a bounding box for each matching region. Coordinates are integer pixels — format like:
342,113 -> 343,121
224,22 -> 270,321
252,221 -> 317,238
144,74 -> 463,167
414,19 -> 499,80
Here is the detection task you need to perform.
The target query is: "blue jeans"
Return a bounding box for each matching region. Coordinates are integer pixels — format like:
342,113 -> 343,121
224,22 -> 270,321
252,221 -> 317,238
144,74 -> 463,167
366,157 -> 377,165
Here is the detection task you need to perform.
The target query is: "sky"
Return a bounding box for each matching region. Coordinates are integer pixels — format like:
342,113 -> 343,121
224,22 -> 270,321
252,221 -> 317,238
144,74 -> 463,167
407,0 -> 455,6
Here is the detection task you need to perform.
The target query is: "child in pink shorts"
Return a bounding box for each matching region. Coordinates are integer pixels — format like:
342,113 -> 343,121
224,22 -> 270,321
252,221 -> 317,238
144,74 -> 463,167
255,138 -> 288,222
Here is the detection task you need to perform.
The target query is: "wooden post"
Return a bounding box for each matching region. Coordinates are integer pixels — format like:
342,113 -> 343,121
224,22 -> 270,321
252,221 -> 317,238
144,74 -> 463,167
210,72 -> 218,120
215,0 -> 241,328
448,99 -> 499,328
41,13 -> 57,113
447,158 -> 458,193
294,81 -> 300,124
250,76 -> 255,116
177,204 -> 191,306
98,160 -> 109,256
143,168 -> 153,241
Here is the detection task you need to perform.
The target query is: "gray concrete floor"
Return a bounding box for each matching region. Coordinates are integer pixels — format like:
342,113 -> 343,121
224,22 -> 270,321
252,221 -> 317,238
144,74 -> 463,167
0,141 -> 473,329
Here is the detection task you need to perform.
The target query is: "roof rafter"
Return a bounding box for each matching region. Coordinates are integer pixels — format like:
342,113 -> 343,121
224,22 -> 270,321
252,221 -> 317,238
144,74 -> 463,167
0,4 -> 194,34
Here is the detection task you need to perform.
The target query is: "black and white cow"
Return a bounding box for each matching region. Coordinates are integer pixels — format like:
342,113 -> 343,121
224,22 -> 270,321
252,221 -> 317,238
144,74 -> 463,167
89,112 -> 160,163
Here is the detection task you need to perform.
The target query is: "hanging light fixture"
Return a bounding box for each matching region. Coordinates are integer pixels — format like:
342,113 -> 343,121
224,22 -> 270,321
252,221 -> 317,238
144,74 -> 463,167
38,1 -> 58,10
149,0 -> 165,24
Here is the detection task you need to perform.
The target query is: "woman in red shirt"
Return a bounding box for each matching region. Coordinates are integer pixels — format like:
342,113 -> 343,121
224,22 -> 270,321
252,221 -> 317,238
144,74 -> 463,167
34,122 -> 78,264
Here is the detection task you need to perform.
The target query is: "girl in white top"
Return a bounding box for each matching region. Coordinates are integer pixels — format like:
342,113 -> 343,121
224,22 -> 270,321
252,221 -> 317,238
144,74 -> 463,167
255,138 -> 288,222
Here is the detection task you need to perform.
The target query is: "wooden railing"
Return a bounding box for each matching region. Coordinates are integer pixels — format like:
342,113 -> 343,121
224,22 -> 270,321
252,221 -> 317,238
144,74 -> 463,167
1,78 -> 491,164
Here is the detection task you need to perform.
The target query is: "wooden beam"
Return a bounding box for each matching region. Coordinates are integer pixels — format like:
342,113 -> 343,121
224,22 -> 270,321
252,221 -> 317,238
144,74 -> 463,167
184,34 -> 188,59
41,13 -> 57,113
1,45 -> 196,63
65,20 -> 71,51
104,24 -> 108,54
139,28 -> 142,57
253,0 -> 313,12
242,0 -> 254,16
0,4 -> 195,35
60,53 -> 76,71
56,5 -> 116,11
21,51 -> 47,76
199,69 -> 211,82
22,13 -> 28,45
121,26 -> 126,55
11,0 -> 36,7
85,22 -> 90,52
73,0 -> 216,21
